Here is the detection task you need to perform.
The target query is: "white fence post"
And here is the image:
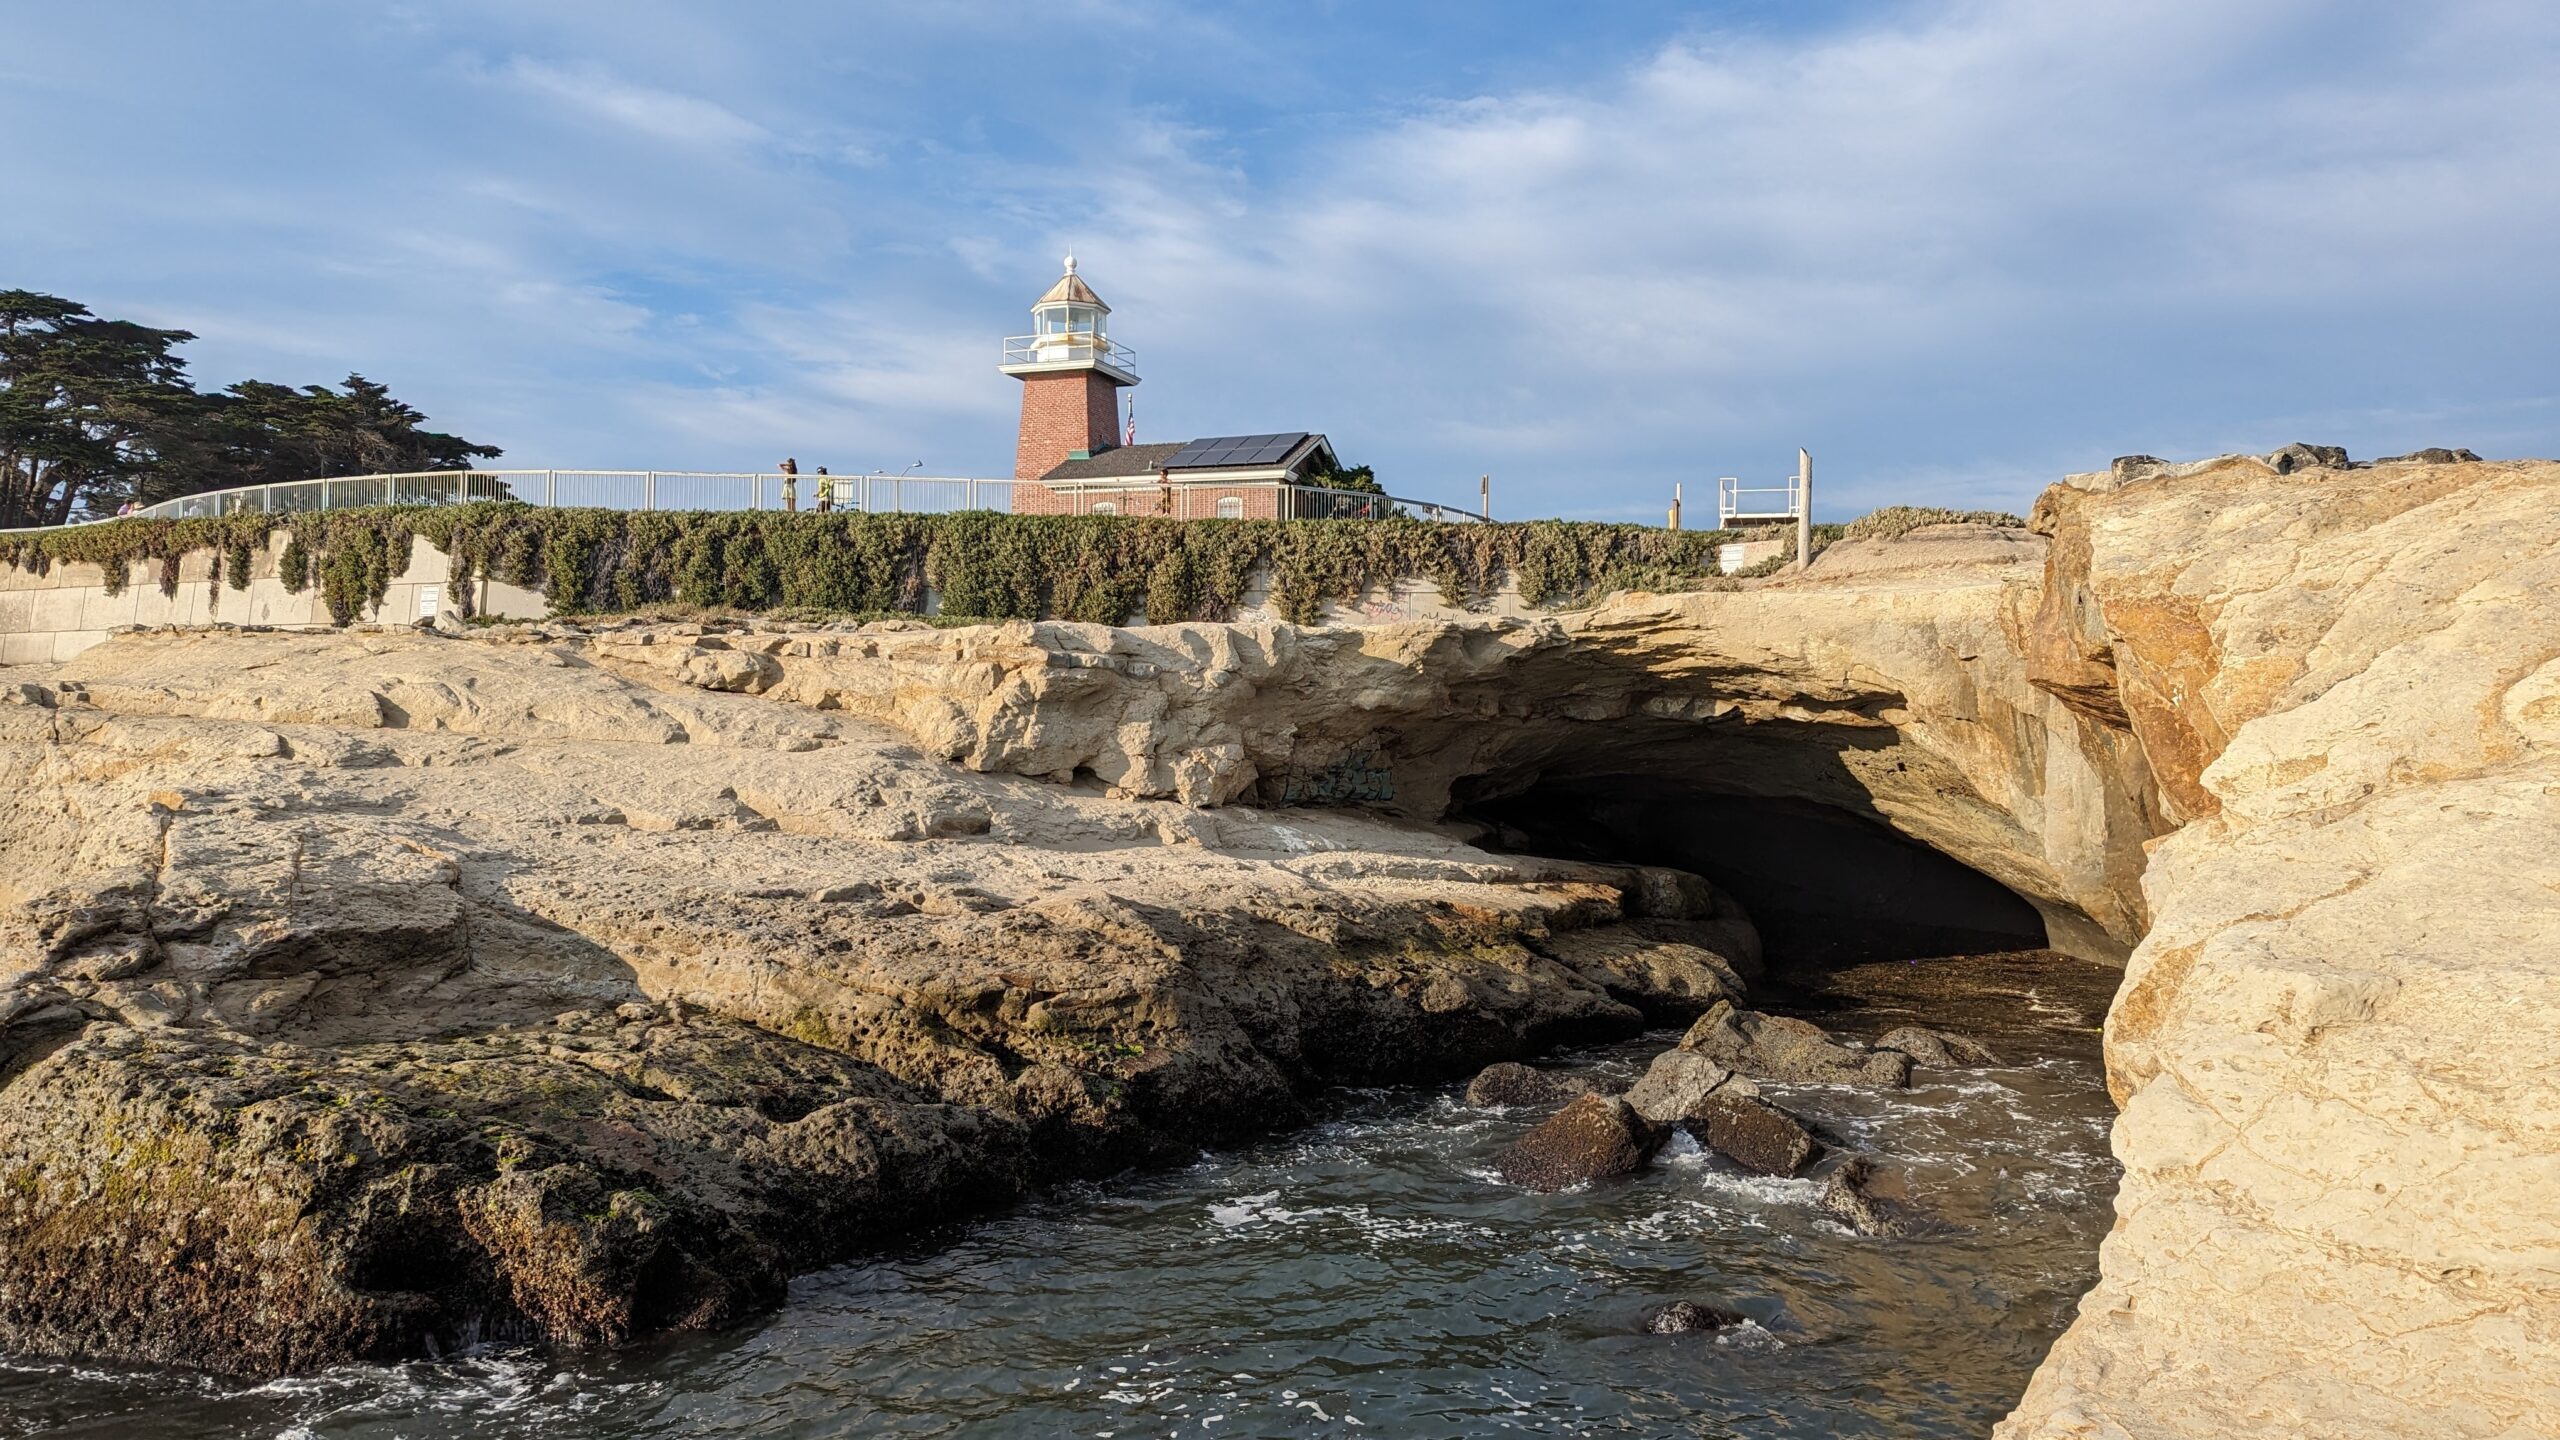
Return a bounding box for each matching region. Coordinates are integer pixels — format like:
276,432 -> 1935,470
1795,448 -> 1813,572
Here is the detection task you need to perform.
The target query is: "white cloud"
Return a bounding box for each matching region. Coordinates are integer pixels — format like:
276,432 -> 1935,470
494,57 -> 768,149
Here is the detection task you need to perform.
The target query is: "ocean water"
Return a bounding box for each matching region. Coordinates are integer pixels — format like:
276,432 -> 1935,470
0,953 -> 2119,1439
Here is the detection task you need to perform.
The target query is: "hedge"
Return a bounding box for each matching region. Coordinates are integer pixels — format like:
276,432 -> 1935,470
1839,506 -> 2025,542
0,504 -> 1836,627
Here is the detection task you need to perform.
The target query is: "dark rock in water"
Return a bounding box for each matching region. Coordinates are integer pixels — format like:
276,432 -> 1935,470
1819,1156 -> 1922,1237
1678,1002 -> 1912,1088
2267,442 -> 2350,473
1464,1062 -> 1596,1109
1685,1090 -> 1823,1177
2375,447 -> 2481,465
1622,1049 -> 1738,1125
1615,1047 -> 1818,1175
1493,1094 -> 1661,1192
1645,1300 -> 1747,1334
1874,1025 -> 1999,1069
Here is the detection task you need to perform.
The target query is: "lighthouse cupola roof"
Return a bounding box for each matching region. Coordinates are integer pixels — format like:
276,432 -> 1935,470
1033,252 -> 1110,314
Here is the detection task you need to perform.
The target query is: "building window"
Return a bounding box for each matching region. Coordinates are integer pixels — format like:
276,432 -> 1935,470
1215,496 -> 1244,519
1090,500 -> 1118,516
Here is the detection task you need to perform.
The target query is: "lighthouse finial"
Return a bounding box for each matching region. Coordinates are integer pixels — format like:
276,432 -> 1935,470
1063,249 -> 1077,275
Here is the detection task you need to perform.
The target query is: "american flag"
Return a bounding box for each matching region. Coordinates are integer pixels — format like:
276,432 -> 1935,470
1124,395 -> 1136,446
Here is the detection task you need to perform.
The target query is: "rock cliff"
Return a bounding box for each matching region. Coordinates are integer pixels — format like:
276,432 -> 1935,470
1996,454 -> 2560,1437
1,452 -> 2554,1435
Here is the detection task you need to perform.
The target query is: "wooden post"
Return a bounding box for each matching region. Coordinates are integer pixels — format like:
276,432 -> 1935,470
1480,475 -> 1490,520
1668,482 -> 1682,531
1795,448 -> 1812,571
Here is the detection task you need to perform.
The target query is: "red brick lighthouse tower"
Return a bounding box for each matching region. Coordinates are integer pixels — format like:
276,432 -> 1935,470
1000,254 -> 1139,505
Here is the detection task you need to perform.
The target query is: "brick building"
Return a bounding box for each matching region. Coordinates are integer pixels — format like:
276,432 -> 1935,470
1000,257 -> 1351,519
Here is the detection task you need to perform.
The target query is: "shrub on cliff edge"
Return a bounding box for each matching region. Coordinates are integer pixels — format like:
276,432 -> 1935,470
2,504 -> 1781,627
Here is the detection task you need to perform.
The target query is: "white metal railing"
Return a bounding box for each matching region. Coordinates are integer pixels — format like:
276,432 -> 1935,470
1718,473 -> 1805,525
3,469 -> 1487,533
23,471 -> 1022,528
1001,335 -> 1139,376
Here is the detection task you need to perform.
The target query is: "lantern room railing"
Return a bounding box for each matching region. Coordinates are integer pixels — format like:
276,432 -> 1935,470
1000,334 -> 1139,378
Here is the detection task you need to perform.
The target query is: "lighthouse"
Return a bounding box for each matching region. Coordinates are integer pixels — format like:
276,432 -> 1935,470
999,256 -> 1346,520
999,253 -> 1139,485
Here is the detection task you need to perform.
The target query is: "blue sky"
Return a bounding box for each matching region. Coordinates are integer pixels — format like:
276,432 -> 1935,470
6,1 -> 2556,520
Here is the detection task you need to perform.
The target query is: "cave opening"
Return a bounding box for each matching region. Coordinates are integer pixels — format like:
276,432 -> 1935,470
1457,772 -> 2050,974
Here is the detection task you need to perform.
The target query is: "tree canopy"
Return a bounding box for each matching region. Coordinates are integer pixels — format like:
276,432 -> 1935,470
1303,455 -> 1385,496
0,290 -> 498,528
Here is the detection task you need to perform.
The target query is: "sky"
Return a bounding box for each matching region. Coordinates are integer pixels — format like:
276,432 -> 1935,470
5,0 -> 2557,521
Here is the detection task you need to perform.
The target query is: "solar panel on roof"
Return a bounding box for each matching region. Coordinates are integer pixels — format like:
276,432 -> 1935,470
1164,432 -> 1308,469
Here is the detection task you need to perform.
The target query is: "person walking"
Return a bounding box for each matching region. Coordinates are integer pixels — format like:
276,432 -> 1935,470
780,457 -> 799,512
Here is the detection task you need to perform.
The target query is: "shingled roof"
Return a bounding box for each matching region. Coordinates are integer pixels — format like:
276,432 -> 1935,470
1034,254 -> 1110,312
1036,442 -> 1187,482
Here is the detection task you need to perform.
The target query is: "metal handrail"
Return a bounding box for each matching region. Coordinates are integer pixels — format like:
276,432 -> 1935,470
1718,474 -> 1804,524
3,468 -> 1485,533
1001,335 -> 1139,376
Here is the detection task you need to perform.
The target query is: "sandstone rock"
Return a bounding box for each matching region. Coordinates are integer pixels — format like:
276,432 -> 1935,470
1534,925 -> 1749,1021
1464,1062 -> 1595,1109
2001,454 -> 2560,1439
1678,1002 -> 1913,1088
2266,442 -> 2351,473
1874,1025 -> 1999,1068
1492,1094 -> 1661,1192
1685,1089 -> 1823,1177
1645,1300 -> 1746,1334
1819,1156 -> 1920,1237
0,629 -> 1758,1377
571,573 -> 2163,964
1618,1046 -> 1816,1175
1622,1048 -> 1739,1125
1806,522 -> 2046,579
2374,447 -> 2480,465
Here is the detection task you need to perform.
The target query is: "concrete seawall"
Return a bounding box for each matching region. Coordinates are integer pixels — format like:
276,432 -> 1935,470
0,531 -> 1554,662
0,535 -> 548,664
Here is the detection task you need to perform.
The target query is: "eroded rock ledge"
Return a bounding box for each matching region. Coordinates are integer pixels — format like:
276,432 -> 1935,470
0,625 -> 1760,1376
